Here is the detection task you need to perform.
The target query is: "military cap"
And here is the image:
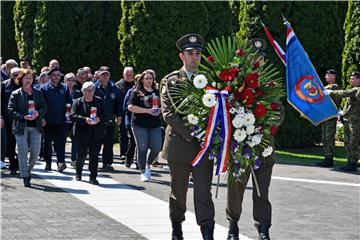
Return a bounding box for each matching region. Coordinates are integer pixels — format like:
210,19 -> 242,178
326,69 -> 337,75
47,66 -> 61,75
350,71 -> 360,78
176,33 -> 204,52
251,38 -> 267,51
98,66 -> 110,75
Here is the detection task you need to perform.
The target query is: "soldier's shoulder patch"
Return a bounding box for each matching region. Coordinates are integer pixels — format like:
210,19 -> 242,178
164,70 -> 180,79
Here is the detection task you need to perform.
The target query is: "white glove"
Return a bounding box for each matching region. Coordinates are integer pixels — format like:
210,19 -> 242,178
323,89 -> 332,95
337,110 -> 344,117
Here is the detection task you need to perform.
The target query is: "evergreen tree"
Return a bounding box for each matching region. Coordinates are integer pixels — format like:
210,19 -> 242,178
14,0 -> 37,61
32,1 -> 78,73
342,0 -> 360,88
119,1 -> 209,79
1,1 -> 18,61
204,1 -> 233,41
238,1 -> 347,147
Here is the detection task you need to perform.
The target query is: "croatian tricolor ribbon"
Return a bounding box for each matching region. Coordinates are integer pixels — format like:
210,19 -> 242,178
192,87 -> 232,176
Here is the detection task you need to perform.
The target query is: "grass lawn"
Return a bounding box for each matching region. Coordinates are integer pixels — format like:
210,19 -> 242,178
275,142 -> 347,166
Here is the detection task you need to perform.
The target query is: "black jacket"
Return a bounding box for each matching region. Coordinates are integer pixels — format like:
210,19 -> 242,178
71,96 -> 105,140
8,87 -> 47,135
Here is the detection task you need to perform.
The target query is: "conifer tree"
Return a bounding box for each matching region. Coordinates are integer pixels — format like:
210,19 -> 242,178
1,1 -> 18,61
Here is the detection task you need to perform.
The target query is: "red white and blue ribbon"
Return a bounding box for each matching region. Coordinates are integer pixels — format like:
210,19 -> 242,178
192,87 -> 232,176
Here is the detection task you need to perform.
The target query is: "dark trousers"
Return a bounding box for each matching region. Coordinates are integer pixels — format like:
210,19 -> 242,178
226,156 -> 274,226
44,124 -> 67,164
102,125 -> 115,165
119,120 -> 128,156
5,121 -> 18,170
1,127 -> 6,161
126,125 -> 136,165
168,159 -> 215,227
76,135 -> 102,179
71,137 -> 79,162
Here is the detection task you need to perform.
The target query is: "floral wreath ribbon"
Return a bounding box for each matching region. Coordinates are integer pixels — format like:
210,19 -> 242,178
192,87 -> 232,176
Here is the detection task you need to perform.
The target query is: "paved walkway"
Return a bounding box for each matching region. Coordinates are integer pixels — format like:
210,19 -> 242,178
1,144 -> 360,239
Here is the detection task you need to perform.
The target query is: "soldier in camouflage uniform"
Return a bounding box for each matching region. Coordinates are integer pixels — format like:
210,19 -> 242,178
317,69 -> 341,167
160,34 -> 215,240
325,71 -> 360,171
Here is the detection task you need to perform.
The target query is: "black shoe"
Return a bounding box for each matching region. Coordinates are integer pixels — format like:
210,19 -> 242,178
45,163 -> 52,171
10,169 -> 17,175
340,162 -> 357,172
200,224 -> 214,240
75,174 -> 82,181
256,224 -> 270,240
171,221 -> 183,240
89,178 -> 99,185
135,162 -> 139,170
316,156 -> 333,167
57,162 -> 67,173
227,221 -> 239,240
23,177 -> 31,187
102,164 -> 114,171
125,163 -> 131,168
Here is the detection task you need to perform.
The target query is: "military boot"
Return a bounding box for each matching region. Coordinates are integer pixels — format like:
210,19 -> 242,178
171,221 -> 183,240
340,162 -> 357,172
227,221 -> 239,240
200,223 -> 214,240
255,224 -> 270,240
316,156 -> 333,167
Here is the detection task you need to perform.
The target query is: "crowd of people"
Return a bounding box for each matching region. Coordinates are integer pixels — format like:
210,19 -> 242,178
1,57 -> 163,187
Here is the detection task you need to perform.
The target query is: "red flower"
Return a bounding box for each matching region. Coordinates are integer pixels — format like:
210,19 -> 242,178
271,126 -> 278,136
236,48 -> 245,57
234,91 -> 242,101
270,102 -> 280,111
240,88 -> 254,106
255,88 -> 264,97
219,68 -> 239,82
208,55 -> 214,63
245,72 -> 259,89
253,61 -> 260,69
268,80 -> 275,87
254,103 -> 267,119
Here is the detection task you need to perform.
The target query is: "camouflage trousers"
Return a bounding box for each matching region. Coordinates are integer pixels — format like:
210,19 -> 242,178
321,119 -> 337,157
344,119 -> 360,164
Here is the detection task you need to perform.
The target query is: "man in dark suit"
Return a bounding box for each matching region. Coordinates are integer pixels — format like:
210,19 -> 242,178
160,33 -> 215,240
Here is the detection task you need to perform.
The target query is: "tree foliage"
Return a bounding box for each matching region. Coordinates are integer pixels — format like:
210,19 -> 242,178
342,0 -> 360,88
1,1 -> 18,61
119,1 -> 209,79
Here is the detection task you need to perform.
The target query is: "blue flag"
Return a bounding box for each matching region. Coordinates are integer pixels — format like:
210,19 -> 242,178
285,23 -> 338,125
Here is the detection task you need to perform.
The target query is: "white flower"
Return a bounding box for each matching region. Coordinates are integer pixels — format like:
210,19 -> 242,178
246,125 -> 255,135
238,107 -> 245,114
232,115 -> 244,128
202,93 -> 217,108
229,107 -> 237,114
193,74 -> 208,89
233,129 -> 247,142
248,141 -> 256,147
243,112 -> 255,126
187,114 -> 199,125
251,134 -> 262,146
212,82 -> 217,87
262,146 -> 273,157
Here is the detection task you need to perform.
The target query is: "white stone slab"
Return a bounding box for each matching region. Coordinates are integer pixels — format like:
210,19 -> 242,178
33,161 -> 252,240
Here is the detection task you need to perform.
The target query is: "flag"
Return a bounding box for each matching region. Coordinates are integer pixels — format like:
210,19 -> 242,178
285,21 -> 338,125
260,20 -> 286,66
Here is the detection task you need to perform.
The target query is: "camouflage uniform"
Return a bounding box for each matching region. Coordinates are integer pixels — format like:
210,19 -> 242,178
321,84 -> 340,159
330,87 -> 360,170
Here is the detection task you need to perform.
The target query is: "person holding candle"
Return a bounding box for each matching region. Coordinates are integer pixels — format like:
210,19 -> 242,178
8,68 -> 47,187
71,81 -> 105,185
128,70 -> 162,182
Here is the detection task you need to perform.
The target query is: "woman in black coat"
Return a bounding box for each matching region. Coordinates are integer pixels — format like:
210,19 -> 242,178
71,81 -> 105,185
8,68 -> 47,187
